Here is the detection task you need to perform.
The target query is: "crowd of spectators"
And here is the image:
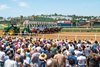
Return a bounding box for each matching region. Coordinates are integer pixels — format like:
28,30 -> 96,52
0,36 -> 100,67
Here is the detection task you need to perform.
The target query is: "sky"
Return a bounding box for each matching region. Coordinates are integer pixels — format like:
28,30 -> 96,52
0,0 -> 100,17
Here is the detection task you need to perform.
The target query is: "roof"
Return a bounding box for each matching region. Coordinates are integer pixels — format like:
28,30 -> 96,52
23,20 -> 57,25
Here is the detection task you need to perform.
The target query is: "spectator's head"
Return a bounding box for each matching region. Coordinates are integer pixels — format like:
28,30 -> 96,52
50,53 -> 54,58
78,40 -> 81,43
57,49 -> 61,54
71,52 -> 75,55
52,43 -> 57,47
74,40 -> 77,44
62,48 -> 66,52
57,46 -> 61,50
87,41 -> 91,44
75,46 -> 78,50
94,41 -> 98,44
66,46 -> 69,50
8,48 -> 14,59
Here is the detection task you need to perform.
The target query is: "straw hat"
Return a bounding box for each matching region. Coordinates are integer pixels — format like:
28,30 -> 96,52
39,53 -> 47,60
16,49 -> 21,53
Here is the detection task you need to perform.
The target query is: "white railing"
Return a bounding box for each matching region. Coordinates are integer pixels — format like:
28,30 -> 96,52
56,34 -> 100,40
0,33 -> 100,40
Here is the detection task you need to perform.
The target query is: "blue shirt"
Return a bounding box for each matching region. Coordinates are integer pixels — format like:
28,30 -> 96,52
68,55 -> 78,65
38,60 -> 46,67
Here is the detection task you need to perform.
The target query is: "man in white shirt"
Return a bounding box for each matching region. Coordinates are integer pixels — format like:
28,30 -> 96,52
68,44 -> 74,52
74,46 -> 81,57
4,59 -> 17,67
4,49 -> 17,67
0,48 -> 5,62
0,46 -> 5,67
77,53 -> 86,67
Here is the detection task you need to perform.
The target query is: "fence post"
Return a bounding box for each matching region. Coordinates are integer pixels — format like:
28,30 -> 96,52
57,34 -> 60,40
42,34 -> 44,39
95,34 -> 96,40
75,35 -> 77,40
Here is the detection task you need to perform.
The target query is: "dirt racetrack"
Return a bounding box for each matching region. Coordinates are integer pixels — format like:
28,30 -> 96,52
33,32 -> 100,41
0,29 -> 100,41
